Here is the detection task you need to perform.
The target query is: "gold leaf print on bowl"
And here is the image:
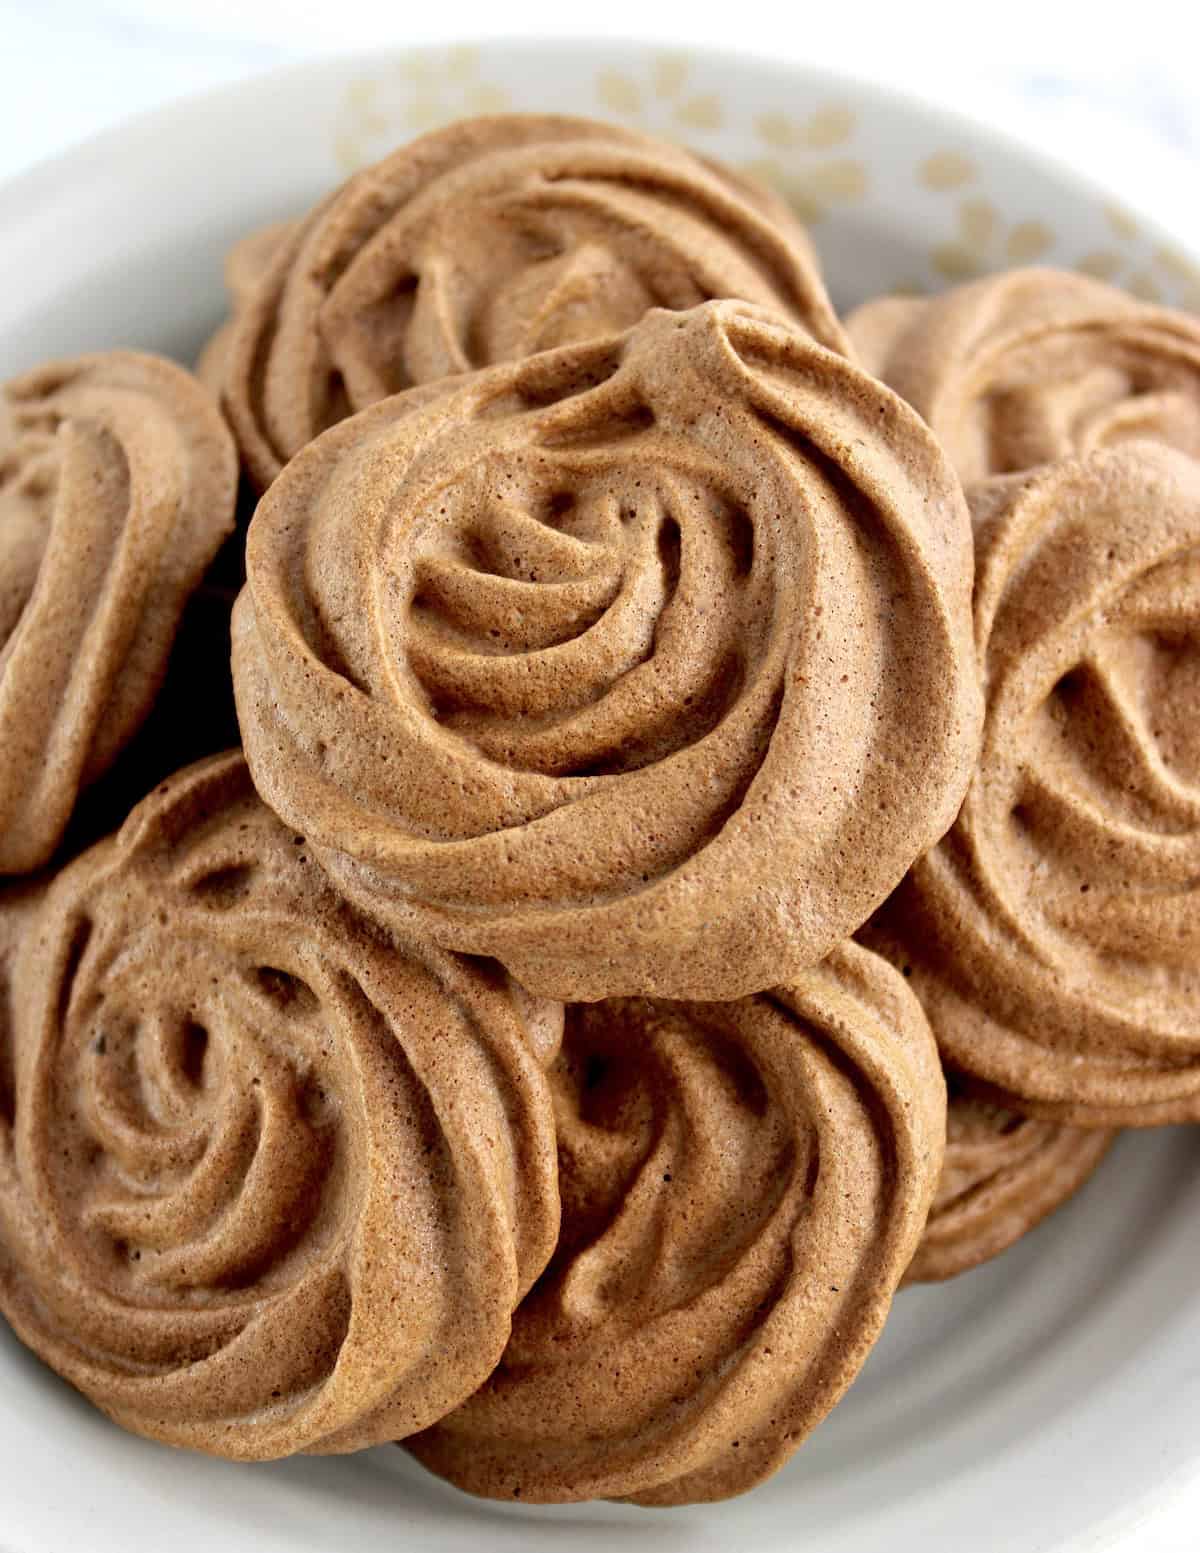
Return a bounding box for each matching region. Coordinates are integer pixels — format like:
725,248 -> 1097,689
674,93 -> 723,131
1126,270 -> 1164,302
919,150 -> 978,191
596,70 -> 643,116
958,198 -> 998,252
754,104 -> 857,151
402,95 -> 446,132
930,200 -> 1053,282
930,242 -> 984,283
1075,251 -> 1124,281
1157,247 -> 1200,313
443,45 -> 480,83
331,50 -> 513,173
741,153 -> 868,225
588,65 -> 863,223
914,153 -> 1197,309
1004,220 -> 1054,264
801,104 -> 858,148
594,52 -> 728,135
328,53 -> 1199,316
1105,201 -> 1140,240
652,53 -> 689,99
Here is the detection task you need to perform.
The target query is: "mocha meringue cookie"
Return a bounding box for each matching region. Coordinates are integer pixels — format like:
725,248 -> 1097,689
905,1085 -> 1114,1283
0,352 -> 237,874
196,221 -> 294,397
846,268 -> 1200,485
222,113 -> 850,487
0,753 -> 560,1459
869,441 -> 1200,1125
233,300 -> 982,1001
408,943 -> 944,1506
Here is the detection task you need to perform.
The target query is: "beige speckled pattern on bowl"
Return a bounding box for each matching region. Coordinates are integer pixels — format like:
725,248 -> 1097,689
328,47 -> 1200,311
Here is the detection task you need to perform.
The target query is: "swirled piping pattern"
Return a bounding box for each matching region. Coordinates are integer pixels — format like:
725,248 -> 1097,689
233,299 -> 981,1000
196,222 -> 294,397
0,352 -> 237,872
222,114 -> 850,487
408,942 -> 944,1505
846,268 -> 1200,486
905,1086 -> 1113,1283
869,441 -> 1200,1124
0,754 -> 560,1458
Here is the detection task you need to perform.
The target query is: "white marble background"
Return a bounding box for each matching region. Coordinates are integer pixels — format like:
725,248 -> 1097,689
0,2 -> 1198,1549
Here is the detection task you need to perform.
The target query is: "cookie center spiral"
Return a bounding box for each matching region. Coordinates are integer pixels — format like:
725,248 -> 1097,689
1005,563 -> 1200,973
511,1000 -> 796,1352
395,450 -> 767,777
47,908 -> 345,1323
972,339 -> 1200,477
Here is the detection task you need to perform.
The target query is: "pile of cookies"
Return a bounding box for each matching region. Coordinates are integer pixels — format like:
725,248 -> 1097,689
1,113 -> 1198,1506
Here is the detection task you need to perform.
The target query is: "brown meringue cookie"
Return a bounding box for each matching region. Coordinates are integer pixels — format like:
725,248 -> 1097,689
222,113 -> 850,487
868,441 -> 1200,1125
232,300 -> 982,1001
0,878 -> 46,1119
196,221 -> 294,397
845,268 -> 1200,485
0,753 -> 560,1459
905,1085 -> 1114,1284
0,352 -> 237,874
408,942 -> 944,1506
843,292 -> 923,378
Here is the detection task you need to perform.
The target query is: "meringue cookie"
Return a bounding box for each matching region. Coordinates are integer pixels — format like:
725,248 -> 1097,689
843,292 -> 923,379
196,221 -> 294,397
846,268 -> 1200,485
0,753 -> 560,1459
233,300 -> 982,1001
408,943 -> 944,1505
869,441 -> 1200,1125
222,113 -> 850,487
905,1085 -> 1114,1283
0,352 -> 237,874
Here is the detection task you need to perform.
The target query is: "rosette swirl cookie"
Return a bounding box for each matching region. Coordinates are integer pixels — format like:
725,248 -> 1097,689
906,1088 -> 1114,1283
0,753 -> 560,1458
0,353 -> 237,873
233,300 -> 982,1000
846,268 -> 1200,485
408,943 -> 944,1505
870,442 -> 1200,1124
222,113 -> 850,487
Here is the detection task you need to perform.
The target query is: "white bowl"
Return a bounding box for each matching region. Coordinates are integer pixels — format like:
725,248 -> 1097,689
2,37 -> 1199,1553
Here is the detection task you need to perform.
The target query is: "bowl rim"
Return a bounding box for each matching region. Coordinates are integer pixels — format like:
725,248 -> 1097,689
0,32 -> 1196,274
